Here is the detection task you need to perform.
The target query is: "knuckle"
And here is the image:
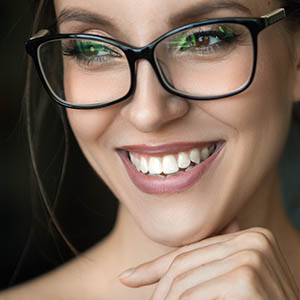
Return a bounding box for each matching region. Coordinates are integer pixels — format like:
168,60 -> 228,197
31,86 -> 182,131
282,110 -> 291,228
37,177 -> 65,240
234,231 -> 271,252
171,252 -> 189,269
235,249 -> 264,268
232,265 -> 258,286
252,227 -> 276,244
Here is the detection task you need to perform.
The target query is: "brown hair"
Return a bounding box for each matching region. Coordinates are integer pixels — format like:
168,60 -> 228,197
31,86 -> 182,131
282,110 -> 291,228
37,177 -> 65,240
25,0 -> 78,254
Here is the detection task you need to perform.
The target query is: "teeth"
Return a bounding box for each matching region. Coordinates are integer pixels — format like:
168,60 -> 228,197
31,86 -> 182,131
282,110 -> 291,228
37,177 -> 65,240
149,157 -> 163,175
129,153 -> 141,171
163,155 -> 179,174
178,152 -> 191,169
190,149 -> 201,164
156,174 -> 165,178
174,171 -> 185,175
185,166 -> 194,172
140,157 -> 148,174
201,148 -> 209,161
149,174 -> 165,178
129,143 -> 217,176
209,144 -> 216,155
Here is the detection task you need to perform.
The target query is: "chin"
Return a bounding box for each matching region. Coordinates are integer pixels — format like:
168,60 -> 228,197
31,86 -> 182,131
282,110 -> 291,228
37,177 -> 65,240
136,210 -> 219,247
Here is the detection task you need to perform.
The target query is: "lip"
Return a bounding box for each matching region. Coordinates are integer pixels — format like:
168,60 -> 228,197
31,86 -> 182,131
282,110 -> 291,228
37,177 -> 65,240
117,141 -> 226,194
119,141 -> 217,156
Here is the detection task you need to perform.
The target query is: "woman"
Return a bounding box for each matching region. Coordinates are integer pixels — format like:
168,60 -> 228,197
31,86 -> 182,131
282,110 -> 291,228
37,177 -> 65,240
1,0 -> 300,298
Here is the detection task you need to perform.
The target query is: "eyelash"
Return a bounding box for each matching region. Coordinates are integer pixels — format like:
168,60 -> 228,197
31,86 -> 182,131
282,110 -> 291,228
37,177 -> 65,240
169,29 -> 241,56
62,42 -> 121,66
60,25 -> 244,68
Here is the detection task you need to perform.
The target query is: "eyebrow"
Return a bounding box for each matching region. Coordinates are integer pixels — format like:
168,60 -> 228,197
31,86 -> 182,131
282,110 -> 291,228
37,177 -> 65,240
57,8 -> 118,31
57,0 -> 252,30
169,1 -> 252,26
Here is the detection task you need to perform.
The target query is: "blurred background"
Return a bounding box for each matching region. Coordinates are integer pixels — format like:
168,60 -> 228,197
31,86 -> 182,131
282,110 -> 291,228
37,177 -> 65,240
0,1 -> 118,290
0,1 -> 300,292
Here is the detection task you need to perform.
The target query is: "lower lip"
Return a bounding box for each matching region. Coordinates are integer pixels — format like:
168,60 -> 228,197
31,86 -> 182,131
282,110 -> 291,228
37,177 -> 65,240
117,142 -> 225,195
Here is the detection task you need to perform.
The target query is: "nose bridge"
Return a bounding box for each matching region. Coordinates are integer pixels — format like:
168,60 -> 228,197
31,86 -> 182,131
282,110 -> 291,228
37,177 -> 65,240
129,45 -> 157,75
132,44 -> 154,61
120,48 -> 190,133
128,44 -> 167,98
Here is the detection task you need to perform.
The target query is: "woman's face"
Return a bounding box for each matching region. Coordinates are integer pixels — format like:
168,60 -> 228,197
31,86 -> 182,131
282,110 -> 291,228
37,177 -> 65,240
55,0 -> 299,246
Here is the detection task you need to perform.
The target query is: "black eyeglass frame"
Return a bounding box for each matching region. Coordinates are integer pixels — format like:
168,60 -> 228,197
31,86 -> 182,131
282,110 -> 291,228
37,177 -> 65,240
25,8 -> 289,110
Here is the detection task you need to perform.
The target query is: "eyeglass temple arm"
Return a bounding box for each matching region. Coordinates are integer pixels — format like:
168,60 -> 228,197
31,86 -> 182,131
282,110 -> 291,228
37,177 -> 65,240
261,8 -> 288,27
30,29 -> 49,40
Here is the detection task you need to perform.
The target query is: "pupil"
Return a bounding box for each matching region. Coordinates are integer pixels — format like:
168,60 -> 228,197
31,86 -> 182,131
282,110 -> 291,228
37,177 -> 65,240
196,36 -> 210,47
186,34 -> 211,48
85,45 -> 98,56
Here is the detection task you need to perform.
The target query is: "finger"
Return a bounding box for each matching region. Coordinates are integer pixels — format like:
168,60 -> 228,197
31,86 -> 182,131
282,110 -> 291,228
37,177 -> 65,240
118,228 -> 240,287
162,250 -> 283,300
174,266 -> 270,300
244,227 -> 300,295
127,229 -> 289,297
149,237 -> 280,300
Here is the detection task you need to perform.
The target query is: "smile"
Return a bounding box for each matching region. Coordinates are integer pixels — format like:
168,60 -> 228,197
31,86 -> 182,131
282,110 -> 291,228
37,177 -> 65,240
129,144 -> 217,178
117,141 -> 226,194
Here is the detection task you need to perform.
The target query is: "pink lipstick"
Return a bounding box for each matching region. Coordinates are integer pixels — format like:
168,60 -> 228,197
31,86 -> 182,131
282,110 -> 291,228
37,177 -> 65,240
117,141 -> 225,194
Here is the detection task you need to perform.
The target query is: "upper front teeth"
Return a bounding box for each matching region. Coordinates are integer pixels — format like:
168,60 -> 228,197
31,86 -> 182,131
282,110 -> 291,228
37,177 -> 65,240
149,157 -> 163,174
178,152 -> 190,168
162,155 -> 179,174
129,144 -> 216,176
190,149 -> 201,164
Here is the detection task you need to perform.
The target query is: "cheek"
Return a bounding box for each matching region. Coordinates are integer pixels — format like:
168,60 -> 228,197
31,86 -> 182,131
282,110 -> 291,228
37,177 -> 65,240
63,60 -> 131,105
200,31 -> 293,145
66,105 -> 121,147
66,106 -> 123,188
184,33 -> 294,230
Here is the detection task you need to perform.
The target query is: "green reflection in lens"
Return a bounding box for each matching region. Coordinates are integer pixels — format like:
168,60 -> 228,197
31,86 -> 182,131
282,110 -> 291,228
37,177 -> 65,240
167,24 -> 236,49
76,40 -> 109,57
168,33 -> 194,49
218,25 -> 234,39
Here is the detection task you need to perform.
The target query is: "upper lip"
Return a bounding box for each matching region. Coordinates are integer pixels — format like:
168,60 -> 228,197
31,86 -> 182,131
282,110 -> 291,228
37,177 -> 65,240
117,141 -> 223,155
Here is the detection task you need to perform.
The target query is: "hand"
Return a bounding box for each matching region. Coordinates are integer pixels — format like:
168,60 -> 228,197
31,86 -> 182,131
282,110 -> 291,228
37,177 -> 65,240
119,223 -> 300,299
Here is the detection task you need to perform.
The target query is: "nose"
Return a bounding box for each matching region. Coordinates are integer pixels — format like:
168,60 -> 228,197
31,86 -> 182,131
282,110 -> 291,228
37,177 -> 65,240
120,60 -> 190,133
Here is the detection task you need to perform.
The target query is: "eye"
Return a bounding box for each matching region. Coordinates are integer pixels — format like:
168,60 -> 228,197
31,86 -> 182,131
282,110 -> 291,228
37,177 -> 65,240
185,32 -> 220,48
62,38 -> 123,68
75,41 -> 115,57
168,24 -> 239,54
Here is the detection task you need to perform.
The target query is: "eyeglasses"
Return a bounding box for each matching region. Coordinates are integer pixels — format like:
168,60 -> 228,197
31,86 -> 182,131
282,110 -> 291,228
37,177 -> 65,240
26,8 -> 289,110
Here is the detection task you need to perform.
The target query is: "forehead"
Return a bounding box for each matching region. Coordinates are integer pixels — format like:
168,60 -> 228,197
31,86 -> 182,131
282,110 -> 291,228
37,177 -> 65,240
54,0 -> 275,44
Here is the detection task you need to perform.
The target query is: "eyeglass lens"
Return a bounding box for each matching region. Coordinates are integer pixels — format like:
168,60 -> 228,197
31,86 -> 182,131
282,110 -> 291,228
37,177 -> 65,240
38,23 -> 254,106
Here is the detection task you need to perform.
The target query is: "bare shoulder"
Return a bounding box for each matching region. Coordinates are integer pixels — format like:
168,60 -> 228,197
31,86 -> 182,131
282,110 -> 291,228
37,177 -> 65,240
0,251 -> 111,300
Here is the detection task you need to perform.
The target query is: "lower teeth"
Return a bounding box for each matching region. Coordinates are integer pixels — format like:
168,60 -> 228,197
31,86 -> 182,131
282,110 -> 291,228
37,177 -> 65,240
144,164 -> 197,178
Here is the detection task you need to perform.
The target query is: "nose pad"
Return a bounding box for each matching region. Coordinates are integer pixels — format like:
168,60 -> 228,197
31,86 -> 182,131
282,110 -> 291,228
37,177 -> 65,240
120,59 -> 190,133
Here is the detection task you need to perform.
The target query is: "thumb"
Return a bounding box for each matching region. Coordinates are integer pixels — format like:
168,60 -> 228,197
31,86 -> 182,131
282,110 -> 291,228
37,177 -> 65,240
118,250 -> 175,287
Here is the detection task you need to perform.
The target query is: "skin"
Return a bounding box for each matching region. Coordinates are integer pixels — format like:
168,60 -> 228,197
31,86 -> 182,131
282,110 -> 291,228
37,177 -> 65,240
1,0 -> 300,299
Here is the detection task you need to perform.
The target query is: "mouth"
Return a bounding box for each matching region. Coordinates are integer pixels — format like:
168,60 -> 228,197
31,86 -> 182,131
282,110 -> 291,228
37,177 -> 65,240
117,141 -> 225,194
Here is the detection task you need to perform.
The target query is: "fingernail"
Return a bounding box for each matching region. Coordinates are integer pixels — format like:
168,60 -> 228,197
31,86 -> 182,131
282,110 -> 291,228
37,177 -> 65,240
118,268 -> 136,280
